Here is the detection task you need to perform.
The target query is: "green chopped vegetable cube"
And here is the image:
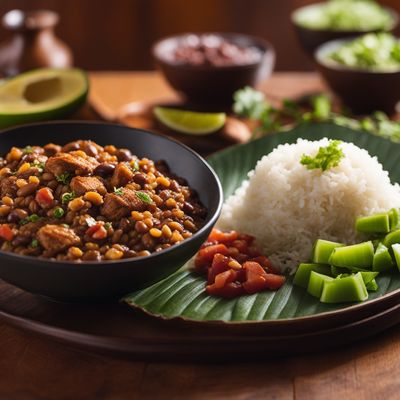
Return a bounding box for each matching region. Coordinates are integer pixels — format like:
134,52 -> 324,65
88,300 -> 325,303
320,272 -> 368,303
366,279 -> 379,292
311,239 -> 344,264
383,229 -> 400,248
391,243 -> 400,272
360,271 -> 379,285
373,243 -> 394,272
307,271 -> 334,298
293,263 -> 331,289
329,241 -> 374,269
355,213 -> 390,234
389,208 -> 400,230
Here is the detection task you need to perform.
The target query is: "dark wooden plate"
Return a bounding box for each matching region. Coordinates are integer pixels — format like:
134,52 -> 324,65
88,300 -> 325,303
1,279 -> 399,362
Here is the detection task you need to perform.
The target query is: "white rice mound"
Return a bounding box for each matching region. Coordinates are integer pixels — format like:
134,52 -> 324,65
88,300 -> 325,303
217,138 -> 400,273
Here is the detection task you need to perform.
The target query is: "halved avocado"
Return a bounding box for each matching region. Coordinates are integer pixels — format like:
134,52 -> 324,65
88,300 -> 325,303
0,68 -> 89,128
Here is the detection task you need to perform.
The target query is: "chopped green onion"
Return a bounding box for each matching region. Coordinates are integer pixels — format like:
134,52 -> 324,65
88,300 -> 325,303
135,191 -> 153,204
307,271 -> 334,298
30,239 -> 38,248
62,192 -> 76,204
131,160 -> 140,172
104,222 -> 112,230
53,207 -> 65,219
311,239 -> 344,264
329,241 -> 374,269
355,213 -> 390,234
320,273 -> 368,304
373,243 -> 394,272
23,145 -> 34,154
114,187 -> 124,196
293,263 -> 332,289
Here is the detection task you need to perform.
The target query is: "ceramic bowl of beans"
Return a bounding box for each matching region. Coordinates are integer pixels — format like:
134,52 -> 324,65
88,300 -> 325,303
0,121 -> 222,300
153,32 -> 275,105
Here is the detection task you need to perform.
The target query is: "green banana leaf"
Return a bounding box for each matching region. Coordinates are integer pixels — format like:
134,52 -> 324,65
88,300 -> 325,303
124,122 -> 400,322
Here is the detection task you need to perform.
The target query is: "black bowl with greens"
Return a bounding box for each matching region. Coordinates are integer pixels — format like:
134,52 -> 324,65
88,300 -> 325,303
315,33 -> 400,114
292,0 -> 398,56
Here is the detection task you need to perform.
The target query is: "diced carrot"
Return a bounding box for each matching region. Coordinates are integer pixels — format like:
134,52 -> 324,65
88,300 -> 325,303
35,188 -> 54,209
0,224 -> 14,241
86,223 -> 108,240
263,273 -> 286,290
207,253 -> 231,284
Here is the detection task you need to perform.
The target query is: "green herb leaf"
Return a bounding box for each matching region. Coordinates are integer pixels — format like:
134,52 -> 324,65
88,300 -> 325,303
20,214 -> 41,225
114,187 -> 124,196
62,192 -> 76,204
56,172 -> 71,185
53,207 -> 65,218
131,160 -> 140,172
104,222 -> 112,230
301,140 -> 344,171
31,160 -> 46,173
30,239 -> 39,248
135,191 -> 153,204
23,146 -> 34,154
232,86 -> 269,119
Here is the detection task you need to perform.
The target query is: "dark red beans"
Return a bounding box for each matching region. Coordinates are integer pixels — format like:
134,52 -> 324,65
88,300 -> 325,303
94,163 -> 116,177
116,149 -> 132,162
7,208 -> 28,223
132,173 -> 147,186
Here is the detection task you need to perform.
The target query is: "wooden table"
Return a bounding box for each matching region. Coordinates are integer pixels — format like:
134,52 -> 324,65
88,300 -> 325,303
1,72 -> 399,400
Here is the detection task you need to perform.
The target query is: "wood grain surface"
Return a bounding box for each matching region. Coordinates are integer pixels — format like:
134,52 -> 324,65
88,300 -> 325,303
1,72 -> 400,400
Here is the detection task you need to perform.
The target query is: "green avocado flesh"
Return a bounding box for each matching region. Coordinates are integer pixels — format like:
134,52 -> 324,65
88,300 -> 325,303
0,68 -> 88,128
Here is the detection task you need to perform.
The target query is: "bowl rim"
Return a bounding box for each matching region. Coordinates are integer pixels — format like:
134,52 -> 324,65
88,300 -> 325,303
291,2 -> 399,33
152,31 -> 275,71
314,35 -> 400,74
0,120 -> 223,268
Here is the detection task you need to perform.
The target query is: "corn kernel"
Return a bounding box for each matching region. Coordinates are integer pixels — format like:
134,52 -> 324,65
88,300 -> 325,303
156,176 -> 170,187
182,232 -> 192,239
68,247 -> 83,258
0,168 -> 11,177
28,176 -> 40,185
84,191 -> 104,206
2,196 -> 13,206
105,248 -> 124,260
143,218 -> 153,228
228,260 -> 242,270
161,224 -> 172,238
85,242 -> 99,250
169,221 -> 183,232
16,179 -> 28,188
172,209 -> 185,219
149,228 -> 162,238
18,163 -> 31,174
143,211 -> 152,218
183,219 -> 196,231
139,158 -> 150,166
171,231 -> 183,244
68,197 -> 85,211
7,147 -> 23,162
75,150 -> 87,158
104,145 -> 117,154
166,198 -> 177,208
131,211 -> 144,221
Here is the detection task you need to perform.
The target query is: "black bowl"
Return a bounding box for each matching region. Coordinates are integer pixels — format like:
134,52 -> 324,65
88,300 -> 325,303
0,121 -> 223,301
314,37 -> 400,114
292,3 -> 399,57
152,32 -> 275,106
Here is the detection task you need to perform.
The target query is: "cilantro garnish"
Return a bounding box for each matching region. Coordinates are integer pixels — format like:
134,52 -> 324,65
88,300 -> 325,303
114,187 -> 124,196
135,191 -> 153,204
31,160 -> 46,173
56,172 -> 71,185
131,160 -> 140,172
301,140 -> 344,172
30,239 -> 39,248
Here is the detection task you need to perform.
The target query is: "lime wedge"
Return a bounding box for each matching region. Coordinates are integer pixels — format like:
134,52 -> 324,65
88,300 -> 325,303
0,68 -> 88,128
154,107 -> 226,135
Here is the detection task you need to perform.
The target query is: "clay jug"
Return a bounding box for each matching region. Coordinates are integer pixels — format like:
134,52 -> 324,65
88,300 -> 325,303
0,9 -> 73,77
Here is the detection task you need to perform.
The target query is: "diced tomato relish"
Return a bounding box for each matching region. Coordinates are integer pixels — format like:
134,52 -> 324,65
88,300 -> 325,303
194,228 -> 285,298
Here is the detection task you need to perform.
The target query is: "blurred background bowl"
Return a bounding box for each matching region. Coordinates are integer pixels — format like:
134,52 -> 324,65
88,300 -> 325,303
152,32 -> 275,106
292,3 -> 399,57
314,37 -> 400,114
